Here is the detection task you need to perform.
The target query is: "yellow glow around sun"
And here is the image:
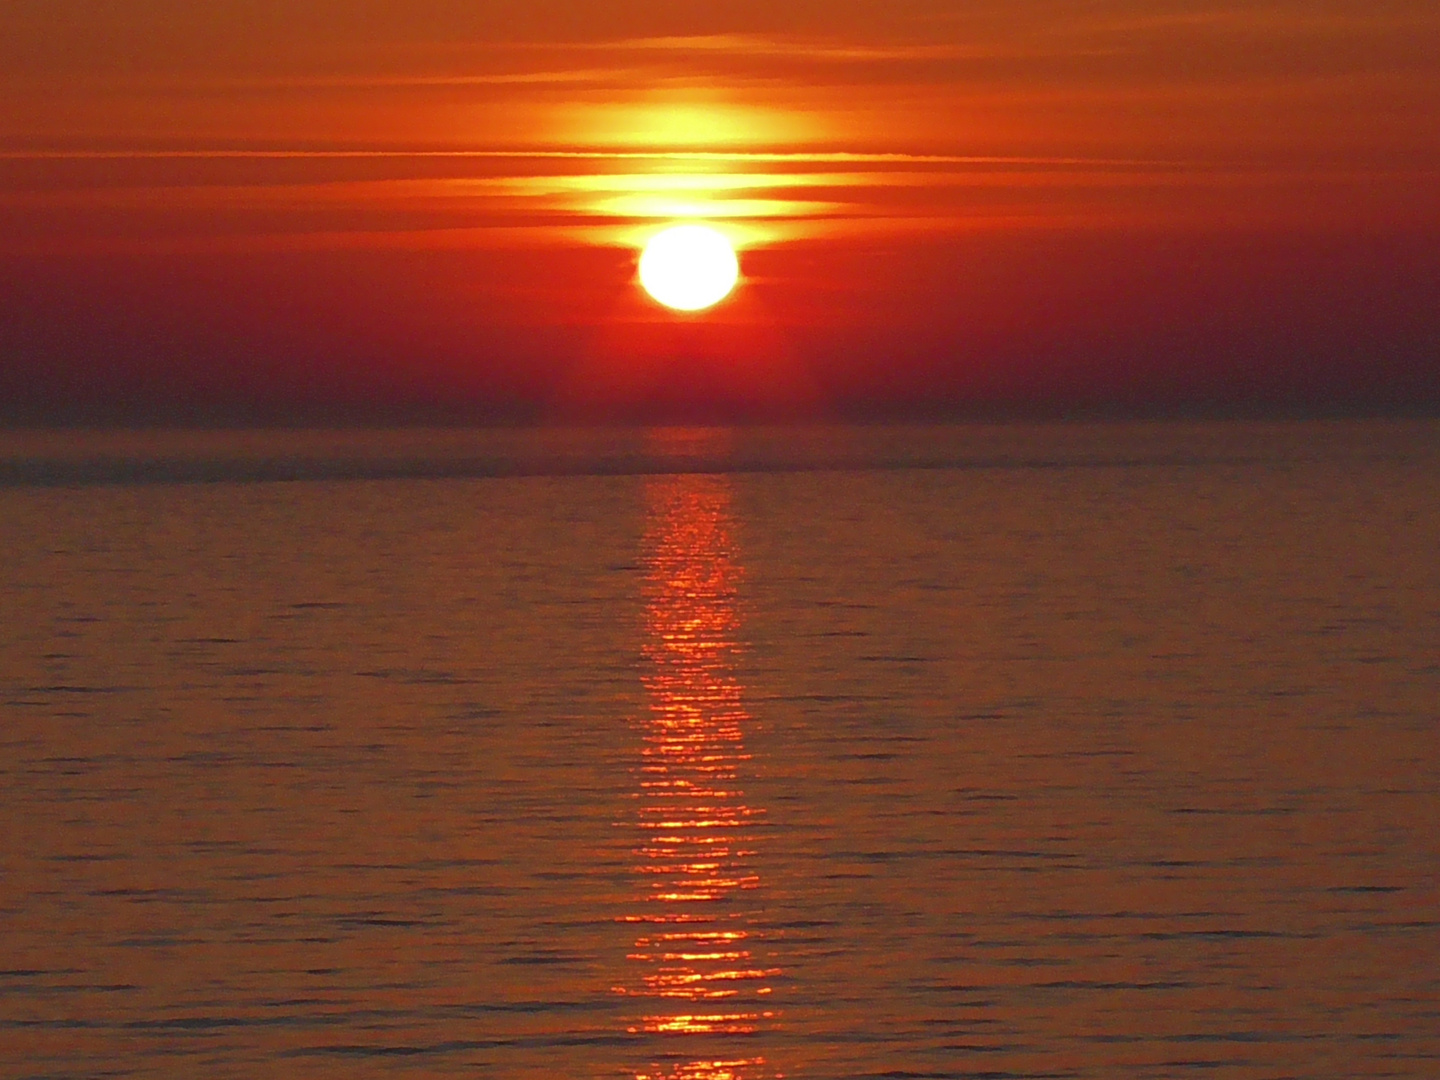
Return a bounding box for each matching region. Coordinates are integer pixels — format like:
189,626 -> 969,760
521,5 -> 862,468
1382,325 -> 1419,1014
638,224 -> 739,311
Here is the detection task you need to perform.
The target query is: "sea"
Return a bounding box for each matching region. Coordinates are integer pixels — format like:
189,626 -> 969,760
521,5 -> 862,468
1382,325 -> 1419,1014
1,420 -> 1437,1080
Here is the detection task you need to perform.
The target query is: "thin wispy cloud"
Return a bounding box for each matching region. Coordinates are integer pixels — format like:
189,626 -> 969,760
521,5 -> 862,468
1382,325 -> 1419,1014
529,33 -> 1070,63
0,150 -> 1172,166
23,67 -> 658,91
1067,4 -> 1440,35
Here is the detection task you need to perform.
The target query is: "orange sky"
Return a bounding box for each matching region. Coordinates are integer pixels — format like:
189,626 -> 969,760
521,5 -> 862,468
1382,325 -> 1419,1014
2,0 -> 1438,421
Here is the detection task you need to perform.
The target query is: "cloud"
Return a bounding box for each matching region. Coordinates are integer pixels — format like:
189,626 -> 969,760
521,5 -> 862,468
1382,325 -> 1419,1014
564,34 -> 1039,62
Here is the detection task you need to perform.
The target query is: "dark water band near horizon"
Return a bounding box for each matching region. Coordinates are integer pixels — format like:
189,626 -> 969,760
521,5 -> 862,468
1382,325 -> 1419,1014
2,420 -> 1437,1079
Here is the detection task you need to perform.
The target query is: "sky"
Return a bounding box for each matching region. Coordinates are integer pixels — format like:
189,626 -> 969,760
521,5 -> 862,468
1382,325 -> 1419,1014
2,0 -> 1438,422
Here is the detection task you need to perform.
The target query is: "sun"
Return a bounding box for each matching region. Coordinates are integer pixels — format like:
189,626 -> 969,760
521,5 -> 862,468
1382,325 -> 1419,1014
638,224 -> 739,312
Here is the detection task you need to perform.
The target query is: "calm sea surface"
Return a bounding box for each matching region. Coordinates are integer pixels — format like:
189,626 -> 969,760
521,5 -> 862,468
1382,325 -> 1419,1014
2,422 -> 1437,1080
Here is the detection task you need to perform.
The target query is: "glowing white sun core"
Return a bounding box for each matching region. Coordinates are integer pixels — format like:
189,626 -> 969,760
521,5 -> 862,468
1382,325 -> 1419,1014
638,224 -> 739,312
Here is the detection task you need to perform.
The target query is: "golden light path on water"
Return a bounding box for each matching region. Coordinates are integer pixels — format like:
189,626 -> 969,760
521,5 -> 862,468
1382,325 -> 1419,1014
619,469 -> 781,1080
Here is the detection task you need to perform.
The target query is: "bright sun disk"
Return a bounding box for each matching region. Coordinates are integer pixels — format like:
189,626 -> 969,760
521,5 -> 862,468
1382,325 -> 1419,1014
638,224 -> 739,312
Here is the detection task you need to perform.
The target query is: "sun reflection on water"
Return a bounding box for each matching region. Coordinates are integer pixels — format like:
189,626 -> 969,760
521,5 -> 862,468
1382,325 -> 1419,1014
621,466 -> 781,1080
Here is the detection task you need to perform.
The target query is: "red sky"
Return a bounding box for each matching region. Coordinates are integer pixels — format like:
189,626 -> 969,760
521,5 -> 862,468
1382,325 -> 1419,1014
2,0 -> 1438,422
